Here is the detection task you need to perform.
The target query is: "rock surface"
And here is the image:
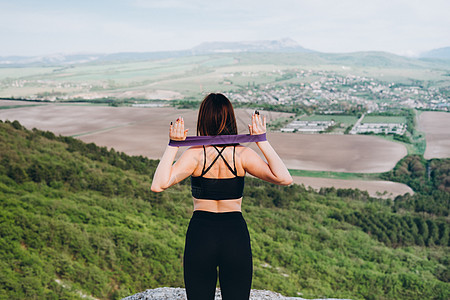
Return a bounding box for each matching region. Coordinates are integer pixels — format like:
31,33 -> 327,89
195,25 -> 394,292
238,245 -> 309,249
122,287 -> 350,300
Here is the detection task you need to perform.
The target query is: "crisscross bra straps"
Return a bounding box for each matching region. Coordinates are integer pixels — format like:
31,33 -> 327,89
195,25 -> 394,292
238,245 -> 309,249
201,145 -> 237,177
191,145 -> 244,200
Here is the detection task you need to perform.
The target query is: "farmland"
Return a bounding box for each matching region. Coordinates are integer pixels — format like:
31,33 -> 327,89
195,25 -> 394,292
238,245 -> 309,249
1,52 -> 449,112
0,103 -> 413,197
292,176 -> 413,198
1,51 -> 448,198
418,111 -> 450,159
0,103 -> 406,172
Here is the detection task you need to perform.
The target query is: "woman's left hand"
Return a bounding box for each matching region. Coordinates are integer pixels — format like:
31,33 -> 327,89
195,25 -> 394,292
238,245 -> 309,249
170,117 -> 189,141
248,111 -> 266,135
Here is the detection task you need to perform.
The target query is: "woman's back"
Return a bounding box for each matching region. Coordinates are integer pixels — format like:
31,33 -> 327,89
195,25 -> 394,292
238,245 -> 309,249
190,145 -> 246,212
191,145 -> 245,178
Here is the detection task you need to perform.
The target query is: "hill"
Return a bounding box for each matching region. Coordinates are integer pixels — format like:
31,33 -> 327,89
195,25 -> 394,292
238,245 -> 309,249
421,47 -> 450,60
2,49 -> 449,103
0,38 -> 313,67
232,51 -> 450,69
0,120 -> 448,299
191,38 -> 314,54
1,39 -> 449,70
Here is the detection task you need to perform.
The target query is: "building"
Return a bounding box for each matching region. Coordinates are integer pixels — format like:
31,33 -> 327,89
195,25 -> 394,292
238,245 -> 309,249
351,123 -> 407,135
281,120 -> 335,133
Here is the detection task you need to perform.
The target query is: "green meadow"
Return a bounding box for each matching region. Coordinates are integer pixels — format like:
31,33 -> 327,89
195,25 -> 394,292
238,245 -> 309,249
362,115 -> 408,124
1,52 -> 450,100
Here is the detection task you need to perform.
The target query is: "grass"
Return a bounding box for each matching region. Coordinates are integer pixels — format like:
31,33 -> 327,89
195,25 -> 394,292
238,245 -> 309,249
2,52 -> 450,101
55,103 -> 111,107
288,169 -> 382,180
370,132 -> 426,155
0,104 -> 44,109
295,115 -> 358,133
268,116 -> 295,130
1,120 -> 448,300
0,67 -> 58,80
410,133 -> 426,155
299,114 -> 359,125
362,115 -> 407,123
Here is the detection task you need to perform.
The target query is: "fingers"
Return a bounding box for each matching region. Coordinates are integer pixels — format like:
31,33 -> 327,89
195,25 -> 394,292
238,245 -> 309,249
250,112 -> 259,135
249,111 -> 266,135
169,121 -> 174,138
170,116 -> 188,140
177,117 -> 183,136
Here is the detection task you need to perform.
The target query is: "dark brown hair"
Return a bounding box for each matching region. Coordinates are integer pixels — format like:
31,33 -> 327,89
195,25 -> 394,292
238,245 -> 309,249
197,93 -> 238,136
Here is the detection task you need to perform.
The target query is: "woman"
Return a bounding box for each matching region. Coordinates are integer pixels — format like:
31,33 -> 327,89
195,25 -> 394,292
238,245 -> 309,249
151,93 -> 293,300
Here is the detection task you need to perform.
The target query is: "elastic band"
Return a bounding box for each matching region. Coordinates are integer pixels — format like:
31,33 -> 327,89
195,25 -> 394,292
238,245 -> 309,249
169,133 -> 266,147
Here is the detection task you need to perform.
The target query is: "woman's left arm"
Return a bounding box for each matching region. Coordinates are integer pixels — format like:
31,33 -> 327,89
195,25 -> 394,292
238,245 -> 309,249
151,117 -> 197,192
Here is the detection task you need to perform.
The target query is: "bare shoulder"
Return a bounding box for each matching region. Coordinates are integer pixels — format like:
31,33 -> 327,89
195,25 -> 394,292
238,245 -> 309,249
236,144 -> 257,156
181,146 -> 205,167
235,144 -> 260,164
182,145 -> 203,157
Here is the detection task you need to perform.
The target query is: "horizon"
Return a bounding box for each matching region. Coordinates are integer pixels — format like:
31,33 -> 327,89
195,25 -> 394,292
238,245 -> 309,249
0,38 -> 449,59
1,0 -> 449,57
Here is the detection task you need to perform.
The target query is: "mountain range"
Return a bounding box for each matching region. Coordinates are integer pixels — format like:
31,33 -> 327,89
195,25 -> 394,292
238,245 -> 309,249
0,38 -> 448,67
191,38 -> 313,53
420,47 -> 450,59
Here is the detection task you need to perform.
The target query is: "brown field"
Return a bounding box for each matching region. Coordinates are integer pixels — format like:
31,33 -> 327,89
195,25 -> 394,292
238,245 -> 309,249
0,100 -> 48,106
418,111 -> 450,159
0,105 -> 406,173
1,104 -> 411,196
265,133 -> 406,173
292,176 -> 414,199
0,104 -> 291,157
69,89 -> 183,101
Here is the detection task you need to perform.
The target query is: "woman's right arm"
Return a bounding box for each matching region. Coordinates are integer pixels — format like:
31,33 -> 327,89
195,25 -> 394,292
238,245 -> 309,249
242,113 -> 293,185
151,117 -> 197,192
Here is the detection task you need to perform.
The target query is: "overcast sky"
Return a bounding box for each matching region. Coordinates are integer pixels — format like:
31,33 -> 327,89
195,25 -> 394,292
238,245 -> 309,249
0,0 -> 449,57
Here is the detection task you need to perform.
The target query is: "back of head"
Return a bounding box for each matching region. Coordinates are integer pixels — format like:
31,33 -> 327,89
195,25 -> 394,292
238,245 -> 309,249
197,93 -> 238,136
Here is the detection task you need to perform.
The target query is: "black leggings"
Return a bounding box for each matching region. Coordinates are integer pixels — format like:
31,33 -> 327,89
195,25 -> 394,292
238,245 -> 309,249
183,211 -> 253,300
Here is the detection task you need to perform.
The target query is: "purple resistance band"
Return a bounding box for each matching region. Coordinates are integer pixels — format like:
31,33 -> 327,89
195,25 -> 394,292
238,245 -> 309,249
169,133 -> 266,147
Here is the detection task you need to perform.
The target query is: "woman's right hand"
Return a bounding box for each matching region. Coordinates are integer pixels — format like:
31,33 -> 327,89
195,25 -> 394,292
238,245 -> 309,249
152,116 -> 195,192
170,116 -> 189,141
248,111 -> 266,135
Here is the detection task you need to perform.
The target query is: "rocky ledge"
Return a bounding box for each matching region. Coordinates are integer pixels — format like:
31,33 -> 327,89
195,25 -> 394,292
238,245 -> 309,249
122,287 -> 350,300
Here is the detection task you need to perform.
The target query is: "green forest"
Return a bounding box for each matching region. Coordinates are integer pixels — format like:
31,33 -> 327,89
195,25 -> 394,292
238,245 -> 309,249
0,120 -> 448,299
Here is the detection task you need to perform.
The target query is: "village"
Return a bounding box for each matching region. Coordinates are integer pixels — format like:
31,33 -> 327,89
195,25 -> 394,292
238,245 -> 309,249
1,68 -> 446,137
226,69 -> 449,112
224,69 -> 449,135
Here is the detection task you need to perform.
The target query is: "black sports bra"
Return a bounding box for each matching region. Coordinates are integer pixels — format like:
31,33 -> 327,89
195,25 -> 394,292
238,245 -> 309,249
191,145 -> 245,200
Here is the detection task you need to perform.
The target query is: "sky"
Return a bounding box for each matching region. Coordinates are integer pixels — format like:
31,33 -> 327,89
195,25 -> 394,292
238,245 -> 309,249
0,0 -> 449,57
